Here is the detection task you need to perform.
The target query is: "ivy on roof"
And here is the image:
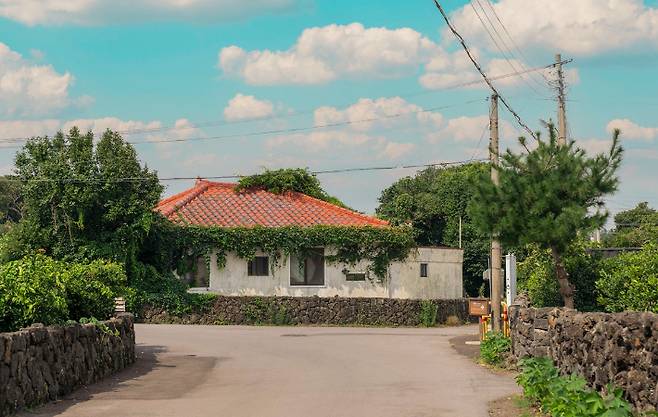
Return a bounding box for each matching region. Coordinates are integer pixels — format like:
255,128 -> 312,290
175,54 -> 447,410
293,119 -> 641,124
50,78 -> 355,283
235,168 -> 349,209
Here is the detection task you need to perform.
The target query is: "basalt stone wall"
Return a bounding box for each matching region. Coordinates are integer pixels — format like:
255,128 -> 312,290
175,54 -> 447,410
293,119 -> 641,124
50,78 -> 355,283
510,306 -> 658,412
0,314 -> 135,417
141,296 -> 469,327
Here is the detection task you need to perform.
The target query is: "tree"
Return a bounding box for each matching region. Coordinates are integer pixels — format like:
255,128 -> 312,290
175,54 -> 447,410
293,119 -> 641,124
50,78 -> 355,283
236,168 -> 347,208
603,202 -> 658,247
0,176 -> 23,227
376,163 -> 490,296
596,244 -> 658,313
10,127 -> 163,265
469,124 -> 622,308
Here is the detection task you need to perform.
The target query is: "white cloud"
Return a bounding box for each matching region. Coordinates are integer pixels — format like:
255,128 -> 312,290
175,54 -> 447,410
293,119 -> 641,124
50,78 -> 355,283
218,23 -> 440,85
578,138 -> 615,154
223,93 -> 274,121
0,0 -> 300,26
314,96 -> 442,131
446,0 -> 658,56
425,114 -> 517,144
378,142 -> 415,159
607,119 -> 658,141
0,119 -> 60,141
0,42 -> 74,116
0,116 -> 204,160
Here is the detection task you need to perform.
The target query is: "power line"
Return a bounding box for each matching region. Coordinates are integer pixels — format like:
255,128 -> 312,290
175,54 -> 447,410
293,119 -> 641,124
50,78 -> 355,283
469,120 -> 490,162
432,0 -> 547,142
0,63 -> 566,146
3,158 -> 488,184
469,0 -> 547,97
481,0 -> 552,89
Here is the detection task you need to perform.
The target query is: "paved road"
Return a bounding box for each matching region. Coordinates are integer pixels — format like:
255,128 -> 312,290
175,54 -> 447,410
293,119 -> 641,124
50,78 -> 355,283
21,324 -> 519,417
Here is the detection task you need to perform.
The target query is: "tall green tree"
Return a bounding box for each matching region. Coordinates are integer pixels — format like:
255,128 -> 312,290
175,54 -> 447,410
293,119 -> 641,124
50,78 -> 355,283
603,202 -> 658,247
0,176 -> 23,227
469,123 -> 622,308
11,127 -> 163,264
376,162 -> 489,296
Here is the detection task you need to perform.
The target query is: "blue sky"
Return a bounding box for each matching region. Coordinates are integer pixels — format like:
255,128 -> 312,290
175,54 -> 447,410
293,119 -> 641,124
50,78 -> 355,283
0,0 -> 657,220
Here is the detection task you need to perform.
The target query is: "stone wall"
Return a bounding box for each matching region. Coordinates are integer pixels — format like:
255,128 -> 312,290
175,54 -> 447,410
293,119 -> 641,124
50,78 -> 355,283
0,314 -> 135,417
510,306 -> 658,412
142,296 -> 469,327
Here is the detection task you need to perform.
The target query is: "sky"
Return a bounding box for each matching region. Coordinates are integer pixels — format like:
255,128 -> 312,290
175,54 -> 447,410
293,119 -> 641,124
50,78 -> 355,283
0,0 -> 657,220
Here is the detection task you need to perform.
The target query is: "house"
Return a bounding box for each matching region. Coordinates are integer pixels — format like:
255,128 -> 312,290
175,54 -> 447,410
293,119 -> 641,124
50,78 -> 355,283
156,179 -> 463,299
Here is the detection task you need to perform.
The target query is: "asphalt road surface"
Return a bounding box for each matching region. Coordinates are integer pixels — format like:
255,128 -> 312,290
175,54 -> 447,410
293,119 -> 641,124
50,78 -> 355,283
19,324 -> 519,417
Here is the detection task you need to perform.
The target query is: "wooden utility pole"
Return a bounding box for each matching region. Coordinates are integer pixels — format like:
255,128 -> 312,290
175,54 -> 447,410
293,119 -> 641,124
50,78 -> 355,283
489,93 -> 502,332
556,53 -> 567,145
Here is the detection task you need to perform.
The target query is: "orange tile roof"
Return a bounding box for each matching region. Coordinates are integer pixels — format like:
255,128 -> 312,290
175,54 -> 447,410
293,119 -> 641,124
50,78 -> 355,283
156,179 -> 389,228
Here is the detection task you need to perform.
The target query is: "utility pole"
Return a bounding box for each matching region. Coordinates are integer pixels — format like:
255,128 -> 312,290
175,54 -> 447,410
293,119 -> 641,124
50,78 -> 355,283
489,93 -> 502,332
556,53 -> 567,145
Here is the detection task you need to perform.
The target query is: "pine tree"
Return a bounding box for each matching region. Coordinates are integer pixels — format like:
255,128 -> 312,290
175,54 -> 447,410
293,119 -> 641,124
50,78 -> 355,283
469,122 -> 623,308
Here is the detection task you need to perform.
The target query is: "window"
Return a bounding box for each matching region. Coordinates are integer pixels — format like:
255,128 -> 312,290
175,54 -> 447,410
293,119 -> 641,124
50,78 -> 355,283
290,249 -> 325,286
420,263 -> 428,278
247,256 -> 269,276
345,272 -> 367,282
182,257 -> 209,288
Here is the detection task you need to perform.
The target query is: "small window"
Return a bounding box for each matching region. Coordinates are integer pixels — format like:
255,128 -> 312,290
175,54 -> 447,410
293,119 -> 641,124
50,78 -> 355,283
290,249 -> 325,286
248,256 -> 269,276
420,263 -> 428,278
183,257 -> 209,288
345,272 -> 367,282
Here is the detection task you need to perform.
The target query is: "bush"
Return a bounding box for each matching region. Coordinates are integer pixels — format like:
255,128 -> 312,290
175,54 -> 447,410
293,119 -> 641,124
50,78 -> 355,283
596,244 -> 658,313
419,300 -> 437,327
517,241 -> 602,311
0,254 -> 127,332
517,357 -> 632,417
480,331 -> 511,366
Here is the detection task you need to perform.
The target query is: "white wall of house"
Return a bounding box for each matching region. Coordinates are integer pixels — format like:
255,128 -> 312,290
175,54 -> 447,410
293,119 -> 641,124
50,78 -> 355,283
189,246 -> 463,300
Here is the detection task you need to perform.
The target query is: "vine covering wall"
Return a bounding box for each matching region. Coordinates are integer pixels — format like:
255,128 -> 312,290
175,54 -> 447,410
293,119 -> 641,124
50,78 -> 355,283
147,223 -> 417,280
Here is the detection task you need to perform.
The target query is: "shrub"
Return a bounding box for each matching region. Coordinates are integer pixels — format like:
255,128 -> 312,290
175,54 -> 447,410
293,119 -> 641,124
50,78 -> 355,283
0,254 -> 69,332
517,241 -> 602,311
596,244 -> 658,313
480,331 -> 511,366
0,254 -> 126,332
517,358 -> 632,417
65,260 -> 127,320
419,300 -> 437,327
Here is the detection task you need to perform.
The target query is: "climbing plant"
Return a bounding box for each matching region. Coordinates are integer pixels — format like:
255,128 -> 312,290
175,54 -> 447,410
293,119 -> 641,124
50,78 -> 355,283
146,221 -> 416,280
235,168 -> 348,208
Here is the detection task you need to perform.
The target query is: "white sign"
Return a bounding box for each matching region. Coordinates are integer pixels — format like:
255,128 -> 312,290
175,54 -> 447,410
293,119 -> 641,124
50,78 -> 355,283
505,254 -> 517,306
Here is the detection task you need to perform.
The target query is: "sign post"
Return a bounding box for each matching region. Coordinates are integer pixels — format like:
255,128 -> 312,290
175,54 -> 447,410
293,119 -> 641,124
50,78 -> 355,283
505,253 -> 517,306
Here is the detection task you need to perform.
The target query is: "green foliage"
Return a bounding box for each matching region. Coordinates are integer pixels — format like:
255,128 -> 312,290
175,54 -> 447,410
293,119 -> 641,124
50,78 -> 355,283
518,240 -> 602,311
242,298 -> 291,325
604,202 -> 658,247
377,162 -> 490,295
480,331 -> 511,366
419,300 -> 437,327
10,127 -> 162,264
0,175 -> 23,227
78,317 -> 120,338
469,122 -> 622,307
236,168 -> 347,208
152,222 -> 415,280
596,244 -> 658,313
65,260 -> 126,320
0,254 -> 127,332
517,358 -> 632,417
